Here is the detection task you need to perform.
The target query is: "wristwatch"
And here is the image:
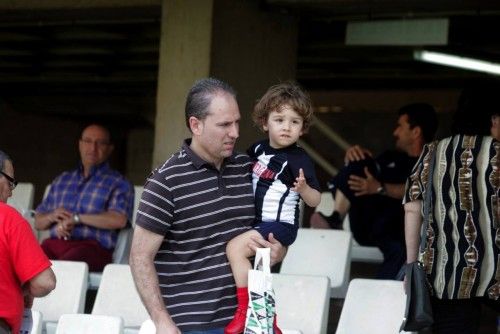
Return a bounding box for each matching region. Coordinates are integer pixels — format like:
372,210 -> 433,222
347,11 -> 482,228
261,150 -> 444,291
376,184 -> 387,196
73,213 -> 81,224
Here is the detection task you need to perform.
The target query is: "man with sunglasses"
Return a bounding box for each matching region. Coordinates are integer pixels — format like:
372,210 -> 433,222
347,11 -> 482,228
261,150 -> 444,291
34,124 -> 134,272
0,150 -> 56,334
0,168 -> 16,202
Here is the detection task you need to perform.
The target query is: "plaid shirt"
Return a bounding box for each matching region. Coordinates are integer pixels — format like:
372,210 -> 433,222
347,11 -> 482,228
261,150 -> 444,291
36,162 -> 134,250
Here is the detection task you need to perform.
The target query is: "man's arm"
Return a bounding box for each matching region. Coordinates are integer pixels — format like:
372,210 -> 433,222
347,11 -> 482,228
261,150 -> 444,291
45,211 -> 127,238
404,200 -> 423,263
383,183 -> 406,199
23,267 -> 56,298
34,208 -> 72,230
69,211 -> 127,230
347,167 -> 405,199
129,225 -> 181,334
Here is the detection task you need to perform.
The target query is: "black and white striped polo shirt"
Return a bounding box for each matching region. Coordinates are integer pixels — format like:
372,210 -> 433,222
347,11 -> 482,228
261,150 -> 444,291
136,140 -> 255,332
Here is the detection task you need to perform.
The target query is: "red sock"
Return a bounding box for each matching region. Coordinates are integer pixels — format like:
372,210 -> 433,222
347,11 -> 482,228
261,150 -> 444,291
236,287 -> 249,310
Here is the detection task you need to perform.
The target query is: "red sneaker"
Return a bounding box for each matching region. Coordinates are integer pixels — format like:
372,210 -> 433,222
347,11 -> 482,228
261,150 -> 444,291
273,315 -> 282,334
224,307 -> 247,334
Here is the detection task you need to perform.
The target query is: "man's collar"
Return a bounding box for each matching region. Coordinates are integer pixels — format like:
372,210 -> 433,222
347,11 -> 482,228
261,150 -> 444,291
78,161 -> 110,177
182,139 -> 236,170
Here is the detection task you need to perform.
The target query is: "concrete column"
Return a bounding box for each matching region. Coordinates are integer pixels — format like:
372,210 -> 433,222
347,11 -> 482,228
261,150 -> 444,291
153,0 -> 214,167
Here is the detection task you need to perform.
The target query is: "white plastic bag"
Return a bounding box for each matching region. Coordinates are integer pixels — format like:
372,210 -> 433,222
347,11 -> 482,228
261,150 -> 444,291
244,248 -> 276,334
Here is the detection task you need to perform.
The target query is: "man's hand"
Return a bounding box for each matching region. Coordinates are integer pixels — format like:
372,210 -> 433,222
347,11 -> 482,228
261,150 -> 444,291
249,233 -> 287,266
344,145 -> 373,164
55,222 -> 73,239
347,167 -> 382,196
51,207 -> 72,224
54,214 -> 76,239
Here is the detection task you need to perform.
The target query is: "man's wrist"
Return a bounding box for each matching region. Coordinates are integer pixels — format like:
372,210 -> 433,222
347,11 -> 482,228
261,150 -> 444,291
73,213 -> 81,224
376,183 -> 387,195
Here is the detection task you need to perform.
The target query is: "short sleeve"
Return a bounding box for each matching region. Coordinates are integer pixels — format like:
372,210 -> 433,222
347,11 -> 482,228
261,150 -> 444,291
108,178 -> 134,221
247,142 -> 259,160
403,142 -> 437,204
7,210 -> 51,284
35,177 -> 61,214
135,169 -> 174,235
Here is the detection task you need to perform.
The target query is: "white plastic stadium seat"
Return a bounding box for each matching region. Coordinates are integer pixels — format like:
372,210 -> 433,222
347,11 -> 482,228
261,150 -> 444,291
92,264 -> 149,334
274,274 -> 329,334
315,191 -> 383,264
280,228 -> 351,298
315,191 -> 334,217
55,314 -> 124,334
132,185 -> 144,228
138,319 -> 155,334
140,315 -> 306,334
7,182 -> 35,216
89,185 -> 142,289
88,227 -> 132,289
7,182 -> 37,236
37,185 -> 54,243
32,260 -> 89,334
336,279 -> 415,334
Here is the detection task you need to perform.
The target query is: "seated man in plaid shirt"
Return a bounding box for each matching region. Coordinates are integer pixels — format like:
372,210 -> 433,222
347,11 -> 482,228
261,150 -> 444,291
34,124 -> 134,271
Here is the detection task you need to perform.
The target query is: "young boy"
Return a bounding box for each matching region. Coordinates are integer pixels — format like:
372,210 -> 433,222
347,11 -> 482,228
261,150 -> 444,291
225,82 -> 321,334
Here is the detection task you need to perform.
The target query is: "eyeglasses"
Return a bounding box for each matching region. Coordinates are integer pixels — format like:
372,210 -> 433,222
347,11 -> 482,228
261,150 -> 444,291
0,171 -> 18,190
80,138 -> 111,148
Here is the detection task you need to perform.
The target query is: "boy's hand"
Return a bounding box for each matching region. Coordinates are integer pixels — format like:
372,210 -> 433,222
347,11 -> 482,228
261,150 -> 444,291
292,168 -> 321,208
292,168 -> 308,193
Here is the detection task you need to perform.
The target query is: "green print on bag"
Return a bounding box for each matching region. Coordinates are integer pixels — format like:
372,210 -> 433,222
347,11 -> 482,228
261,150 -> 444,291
244,248 -> 276,334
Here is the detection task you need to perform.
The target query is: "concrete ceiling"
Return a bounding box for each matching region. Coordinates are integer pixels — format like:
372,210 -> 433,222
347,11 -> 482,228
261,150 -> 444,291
0,5 -> 161,98
1,0 -> 500,116
268,0 -> 500,89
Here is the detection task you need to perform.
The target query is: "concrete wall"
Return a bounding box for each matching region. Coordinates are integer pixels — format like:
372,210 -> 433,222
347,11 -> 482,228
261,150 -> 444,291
0,1 -> 460,206
0,99 -> 152,204
210,0 -> 298,151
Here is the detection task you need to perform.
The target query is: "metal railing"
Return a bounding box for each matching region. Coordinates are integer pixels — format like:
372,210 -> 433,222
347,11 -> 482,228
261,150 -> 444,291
298,114 -> 351,177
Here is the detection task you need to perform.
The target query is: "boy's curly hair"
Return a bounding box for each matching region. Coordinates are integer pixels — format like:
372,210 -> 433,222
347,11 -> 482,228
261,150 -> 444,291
252,82 -> 313,133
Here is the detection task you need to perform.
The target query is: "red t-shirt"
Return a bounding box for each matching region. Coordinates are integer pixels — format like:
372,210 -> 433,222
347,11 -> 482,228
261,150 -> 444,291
0,203 -> 51,333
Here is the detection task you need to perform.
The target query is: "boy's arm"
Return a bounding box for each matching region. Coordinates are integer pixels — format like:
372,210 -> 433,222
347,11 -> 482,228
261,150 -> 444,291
292,168 -> 321,207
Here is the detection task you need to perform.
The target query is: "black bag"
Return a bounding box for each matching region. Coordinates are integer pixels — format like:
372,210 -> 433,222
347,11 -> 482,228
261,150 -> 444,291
399,143 -> 437,332
400,261 -> 433,331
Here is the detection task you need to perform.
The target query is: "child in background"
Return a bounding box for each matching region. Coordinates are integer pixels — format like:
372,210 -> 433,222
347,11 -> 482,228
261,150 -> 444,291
224,82 -> 321,334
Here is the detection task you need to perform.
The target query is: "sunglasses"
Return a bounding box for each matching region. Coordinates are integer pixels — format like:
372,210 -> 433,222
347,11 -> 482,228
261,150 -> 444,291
0,171 -> 18,190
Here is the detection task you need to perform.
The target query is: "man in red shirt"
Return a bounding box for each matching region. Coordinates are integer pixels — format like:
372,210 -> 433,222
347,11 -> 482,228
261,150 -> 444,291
0,150 -> 55,334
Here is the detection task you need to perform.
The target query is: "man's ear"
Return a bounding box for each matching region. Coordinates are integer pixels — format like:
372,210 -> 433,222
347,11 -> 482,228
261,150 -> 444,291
412,125 -> 422,139
189,116 -> 202,135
